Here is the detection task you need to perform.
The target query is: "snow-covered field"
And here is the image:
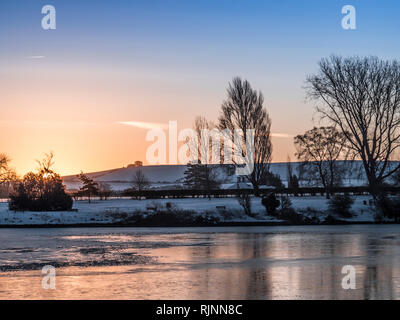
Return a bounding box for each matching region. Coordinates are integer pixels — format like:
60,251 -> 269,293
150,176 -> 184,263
62,162 -> 368,191
0,195 -> 376,226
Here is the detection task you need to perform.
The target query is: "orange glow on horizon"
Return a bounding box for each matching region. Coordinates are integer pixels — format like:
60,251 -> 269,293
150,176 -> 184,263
0,61 -> 306,176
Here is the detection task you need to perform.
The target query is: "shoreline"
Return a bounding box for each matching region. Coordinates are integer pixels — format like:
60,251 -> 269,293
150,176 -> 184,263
0,196 -> 383,228
0,220 -> 388,228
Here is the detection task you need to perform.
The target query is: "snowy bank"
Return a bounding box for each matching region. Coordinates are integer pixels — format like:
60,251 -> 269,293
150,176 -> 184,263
0,195 -> 377,227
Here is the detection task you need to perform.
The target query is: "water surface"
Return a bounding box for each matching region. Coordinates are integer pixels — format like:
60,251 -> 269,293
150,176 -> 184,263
0,225 -> 400,299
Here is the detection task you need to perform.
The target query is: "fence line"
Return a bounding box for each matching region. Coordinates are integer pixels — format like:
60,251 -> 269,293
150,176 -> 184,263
69,186 -> 400,199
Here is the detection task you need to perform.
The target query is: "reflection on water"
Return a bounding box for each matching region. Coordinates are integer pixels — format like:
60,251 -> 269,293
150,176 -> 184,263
0,225 -> 400,299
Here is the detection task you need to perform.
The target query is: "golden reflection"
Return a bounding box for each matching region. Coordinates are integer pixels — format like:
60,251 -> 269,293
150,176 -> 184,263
1,229 -> 400,299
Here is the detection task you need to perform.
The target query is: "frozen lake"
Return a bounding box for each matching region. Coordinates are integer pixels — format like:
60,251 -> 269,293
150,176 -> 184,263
1,225 -> 400,299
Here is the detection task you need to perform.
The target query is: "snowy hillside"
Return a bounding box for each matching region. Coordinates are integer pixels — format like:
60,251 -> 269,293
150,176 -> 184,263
62,161 -> 369,191
63,165 -> 239,191
63,165 -> 187,191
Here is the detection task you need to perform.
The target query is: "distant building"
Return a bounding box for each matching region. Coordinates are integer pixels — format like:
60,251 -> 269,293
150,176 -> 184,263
127,161 -> 143,168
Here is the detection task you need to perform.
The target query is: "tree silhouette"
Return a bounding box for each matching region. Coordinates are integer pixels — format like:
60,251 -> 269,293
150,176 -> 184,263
0,154 -> 17,197
307,56 -> 400,200
294,126 -> 349,197
183,160 -> 220,195
184,116 -> 221,197
131,169 -> 150,192
219,77 -> 272,196
9,153 -> 72,211
77,172 -> 99,203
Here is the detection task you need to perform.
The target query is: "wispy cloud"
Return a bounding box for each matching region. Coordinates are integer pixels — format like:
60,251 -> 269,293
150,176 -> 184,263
118,122 -> 295,137
26,55 -> 45,59
271,133 -> 294,138
118,121 -> 169,130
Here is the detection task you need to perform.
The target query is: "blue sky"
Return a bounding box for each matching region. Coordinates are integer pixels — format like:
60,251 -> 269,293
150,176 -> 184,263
2,0 -> 399,96
1,0 -> 400,173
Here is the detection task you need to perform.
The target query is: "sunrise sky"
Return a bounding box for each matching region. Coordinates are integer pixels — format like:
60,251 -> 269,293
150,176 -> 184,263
1,0 -> 400,176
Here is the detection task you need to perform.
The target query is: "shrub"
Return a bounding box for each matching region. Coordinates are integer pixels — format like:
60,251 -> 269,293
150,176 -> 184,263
328,194 -> 354,218
298,207 -> 323,224
276,196 -> 304,223
237,193 -> 253,217
280,196 -> 292,212
127,209 -> 220,226
375,196 -> 400,222
9,171 -> 72,211
261,193 -> 280,215
324,214 -> 342,224
280,208 -> 303,224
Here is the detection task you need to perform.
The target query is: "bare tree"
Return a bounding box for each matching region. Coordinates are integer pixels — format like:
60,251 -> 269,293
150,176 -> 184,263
219,77 -> 272,196
237,190 -> 253,217
0,154 -> 17,197
191,116 -> 218,162
306,56 -> 400,199
98,182 -> 113,200
36,151 -> 55,175
185,116 -> 220,197
286,155 -> 299,189
0,154 -> 12,181
294,126 -> 349,197
131,169 -> 150,192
